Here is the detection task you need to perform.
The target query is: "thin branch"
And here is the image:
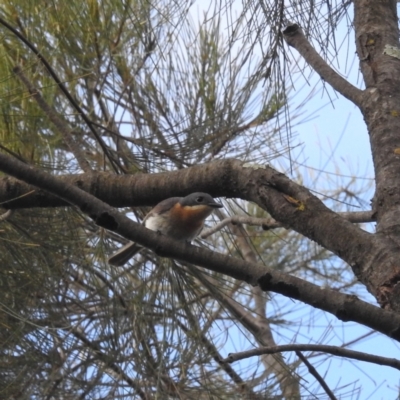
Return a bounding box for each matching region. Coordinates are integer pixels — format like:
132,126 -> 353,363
283,24 -> 363,106
201,210 -> 375,238
225,344 -> 400,371
201,215 -> 281,238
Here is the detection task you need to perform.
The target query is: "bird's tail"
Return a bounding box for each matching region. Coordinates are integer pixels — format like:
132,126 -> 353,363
108,242 -> 142,266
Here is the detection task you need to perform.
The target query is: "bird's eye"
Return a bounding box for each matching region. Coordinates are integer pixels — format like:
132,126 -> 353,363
196,196 -> 204,203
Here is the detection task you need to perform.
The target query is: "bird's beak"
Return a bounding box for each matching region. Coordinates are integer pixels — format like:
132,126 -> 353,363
208,202 -> 223,208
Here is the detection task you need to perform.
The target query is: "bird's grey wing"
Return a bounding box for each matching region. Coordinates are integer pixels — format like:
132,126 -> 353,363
142,197 -> 181,226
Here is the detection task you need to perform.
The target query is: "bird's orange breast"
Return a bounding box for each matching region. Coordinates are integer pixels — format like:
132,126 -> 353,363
171,204 -> 213,224
166,203 -> 214,240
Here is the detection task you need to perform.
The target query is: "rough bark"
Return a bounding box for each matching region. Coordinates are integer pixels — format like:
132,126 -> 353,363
354,0 -> 400,310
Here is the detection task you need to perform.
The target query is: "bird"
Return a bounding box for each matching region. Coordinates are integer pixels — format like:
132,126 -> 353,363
108,192 -> 223,266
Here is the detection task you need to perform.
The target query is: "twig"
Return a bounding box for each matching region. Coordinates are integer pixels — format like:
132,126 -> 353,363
225,343 -> 400,371
13,65 -> 92,173
201,215 -> 280,238
296,351 -> 337,400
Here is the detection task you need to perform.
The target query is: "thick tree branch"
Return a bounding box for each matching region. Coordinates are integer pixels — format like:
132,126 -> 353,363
283,24 -> 363,106
0,154 -> 400,339
0,158 -> 398,306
